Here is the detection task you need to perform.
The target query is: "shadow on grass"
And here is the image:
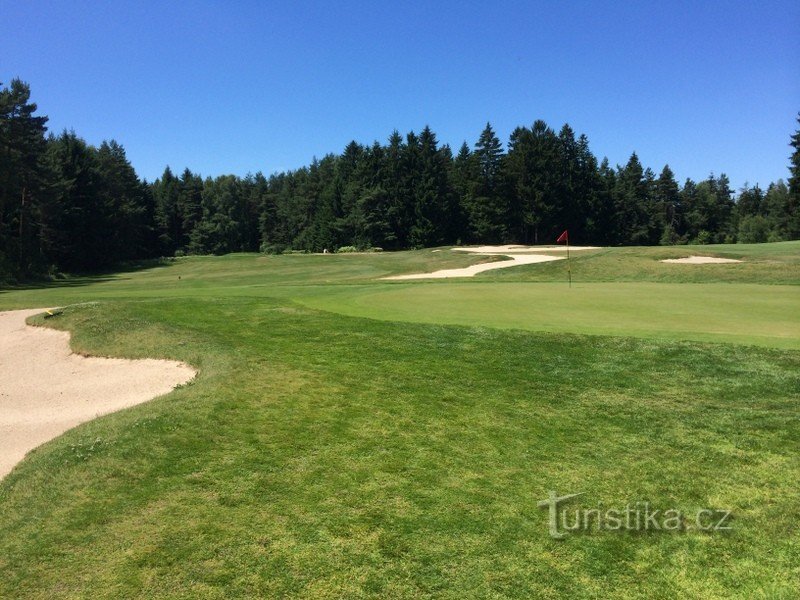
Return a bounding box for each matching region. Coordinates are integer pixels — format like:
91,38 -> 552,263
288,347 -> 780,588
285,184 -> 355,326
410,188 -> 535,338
0,259 -> 175,293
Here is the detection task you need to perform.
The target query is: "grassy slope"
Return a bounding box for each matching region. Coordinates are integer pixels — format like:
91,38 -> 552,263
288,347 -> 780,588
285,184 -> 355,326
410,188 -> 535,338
0,242 -> 798,598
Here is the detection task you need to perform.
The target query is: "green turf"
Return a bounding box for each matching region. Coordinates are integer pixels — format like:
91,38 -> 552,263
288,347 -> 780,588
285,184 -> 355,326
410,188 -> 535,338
0,242 -> 798,598
483,241 -> 800,284
2,242 -> 796,349
293,281 -> 799,349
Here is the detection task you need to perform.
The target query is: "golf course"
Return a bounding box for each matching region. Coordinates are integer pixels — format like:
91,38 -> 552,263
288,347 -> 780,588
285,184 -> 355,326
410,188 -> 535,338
0,241 -> 798,598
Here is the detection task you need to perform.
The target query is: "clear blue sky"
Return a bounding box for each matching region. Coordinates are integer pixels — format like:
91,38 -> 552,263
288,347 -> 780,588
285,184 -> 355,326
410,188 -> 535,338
2,1 -> 798,189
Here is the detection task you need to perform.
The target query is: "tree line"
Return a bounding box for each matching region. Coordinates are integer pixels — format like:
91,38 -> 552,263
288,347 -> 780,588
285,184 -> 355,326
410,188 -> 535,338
2,79 -> 798,281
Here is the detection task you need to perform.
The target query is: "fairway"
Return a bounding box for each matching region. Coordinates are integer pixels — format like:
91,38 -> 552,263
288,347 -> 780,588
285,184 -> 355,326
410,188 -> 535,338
1,242 -> 799,598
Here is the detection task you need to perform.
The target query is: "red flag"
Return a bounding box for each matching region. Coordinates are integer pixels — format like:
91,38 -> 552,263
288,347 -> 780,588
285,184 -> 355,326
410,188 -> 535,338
556,230 -> 568,244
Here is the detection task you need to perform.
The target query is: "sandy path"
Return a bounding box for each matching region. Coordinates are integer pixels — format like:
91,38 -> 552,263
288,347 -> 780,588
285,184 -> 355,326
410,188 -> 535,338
0,309 -> 196,479
383,245 -> 598,280
661,256 -> 742,264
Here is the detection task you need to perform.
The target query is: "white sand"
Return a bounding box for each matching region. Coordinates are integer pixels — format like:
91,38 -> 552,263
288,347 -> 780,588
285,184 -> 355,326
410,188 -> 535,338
385,253 -> 565,280
454,245 -> 600,254
661,256 -> 742,264
0,309 -> 196,479
384,244 -> 597,280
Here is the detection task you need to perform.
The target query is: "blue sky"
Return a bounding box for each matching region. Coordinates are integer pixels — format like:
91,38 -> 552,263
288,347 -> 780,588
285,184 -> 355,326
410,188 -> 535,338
2,1 -> 798,189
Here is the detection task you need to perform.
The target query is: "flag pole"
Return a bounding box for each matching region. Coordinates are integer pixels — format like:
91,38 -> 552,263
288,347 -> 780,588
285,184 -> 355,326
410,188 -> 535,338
567,231 -> 571,288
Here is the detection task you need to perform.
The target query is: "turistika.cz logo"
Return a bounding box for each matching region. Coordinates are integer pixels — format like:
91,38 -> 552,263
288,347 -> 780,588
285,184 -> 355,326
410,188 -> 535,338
537,491 -> 733,539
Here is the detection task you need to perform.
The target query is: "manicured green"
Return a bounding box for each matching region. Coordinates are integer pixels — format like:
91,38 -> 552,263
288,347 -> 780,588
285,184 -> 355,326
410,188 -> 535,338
298,281 -> 799,349
0,243 -> 798,598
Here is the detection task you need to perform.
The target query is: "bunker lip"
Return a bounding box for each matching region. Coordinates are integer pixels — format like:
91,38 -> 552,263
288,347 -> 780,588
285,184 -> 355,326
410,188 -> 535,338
383,245 -> 598,280
0,308 -> 196,479
661,256 -> 743,264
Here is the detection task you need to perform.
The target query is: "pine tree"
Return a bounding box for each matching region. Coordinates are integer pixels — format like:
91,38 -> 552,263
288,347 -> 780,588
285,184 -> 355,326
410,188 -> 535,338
735,183 -> 763,218
469,122 -> 506,242
571,134 -> 601,243
584,157 -> 616,244
556,124 -> 578,238
452,141 -> 480,242
736,183 -> 770,243
0,79 -> 51,277
189,175 -> 243,254
410,126 -> 455,247
382,130 -> 409,249
152,166 -> 182,254
613,153 -> 652,245
789,114 -> 800,198
46,131 -> 104,270
654,165 -> 680,244
506,121 -> 566,243
95,140 -> 154,262
786,113 -> 800,238
680,178 -> 701,241
476,122 -> 503,184
761,180 -> 791,240
178,168 -> 203,247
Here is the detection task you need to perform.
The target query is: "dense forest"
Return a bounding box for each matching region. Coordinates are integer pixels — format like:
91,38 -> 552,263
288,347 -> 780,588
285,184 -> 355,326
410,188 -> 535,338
1,79 -> 799,281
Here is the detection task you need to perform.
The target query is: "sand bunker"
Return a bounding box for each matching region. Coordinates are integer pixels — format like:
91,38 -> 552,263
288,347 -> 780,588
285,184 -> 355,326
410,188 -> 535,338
0,309 -> 196,479
454,245 -> 600,254
385,253 -> 565,280
661,256 -> 742,264
383,245 -> 598,280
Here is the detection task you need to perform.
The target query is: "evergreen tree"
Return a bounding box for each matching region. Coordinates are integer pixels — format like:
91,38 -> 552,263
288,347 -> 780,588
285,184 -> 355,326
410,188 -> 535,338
452,141 -> 480,242
789,114 -> 800,198
735,183 -> 763,218
506,121 -> 561,243
356,142 -> 395,249
612,153 -> 648,244
152,166 -> 182,254
0,79 -> 51,277
556,124 -> 579,239
4,80 -> 795,274
760,180 -> 793,241
189,175 -> 244,254
46,131 -> 104,270
585,157 -> 616,244
400,131 -> 421,245
466,123 -> 506,242
570,133 -> 601,243
680,178 -> 701,241
654,165 -> 680,244
410,126 -> 455,247
95,140 -> 154,262
379,131 -> 409,249
693,174 -> 735,243
785,114 -> 800,238
178,168 -> 203,248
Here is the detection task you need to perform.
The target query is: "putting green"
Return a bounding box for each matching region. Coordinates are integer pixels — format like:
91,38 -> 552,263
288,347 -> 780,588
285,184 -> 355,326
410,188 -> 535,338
295,281 -> 800,349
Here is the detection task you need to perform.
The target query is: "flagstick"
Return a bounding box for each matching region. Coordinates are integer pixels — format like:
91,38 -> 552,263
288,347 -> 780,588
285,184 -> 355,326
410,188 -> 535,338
567,234 -> 571,288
